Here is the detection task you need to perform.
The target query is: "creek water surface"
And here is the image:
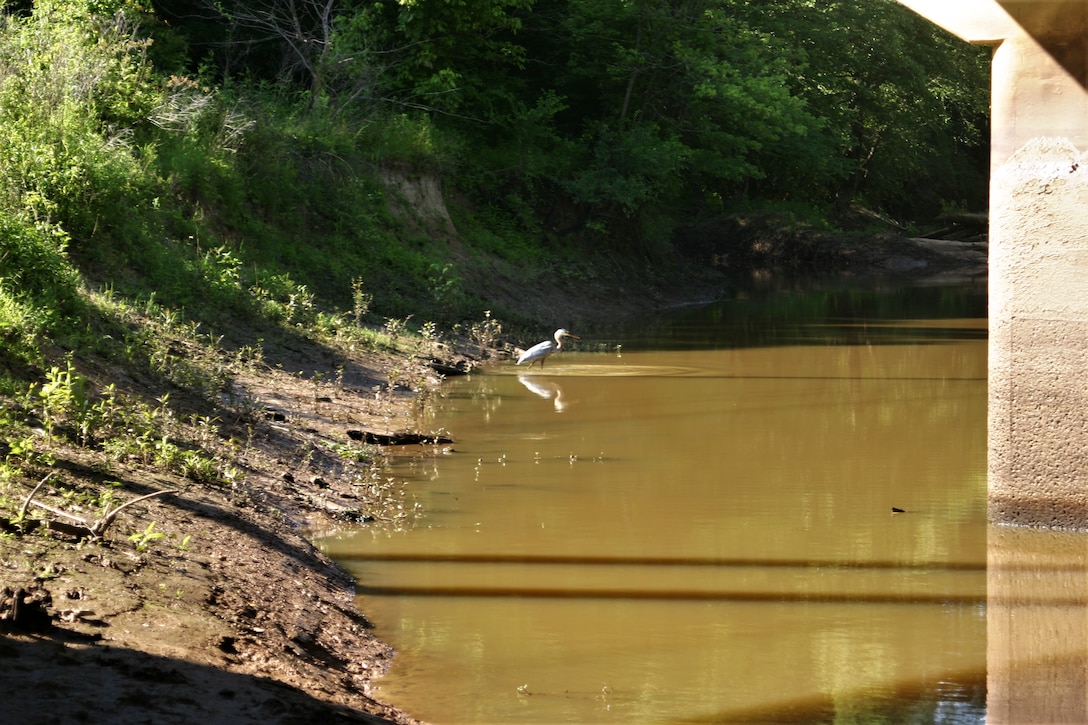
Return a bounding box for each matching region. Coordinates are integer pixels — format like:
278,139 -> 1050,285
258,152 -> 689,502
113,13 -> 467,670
320,279 -> 988,724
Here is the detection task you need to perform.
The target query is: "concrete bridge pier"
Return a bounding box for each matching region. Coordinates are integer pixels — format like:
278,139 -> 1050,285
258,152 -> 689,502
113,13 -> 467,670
897,3 -> 1088,722
901,0 -> 1088,528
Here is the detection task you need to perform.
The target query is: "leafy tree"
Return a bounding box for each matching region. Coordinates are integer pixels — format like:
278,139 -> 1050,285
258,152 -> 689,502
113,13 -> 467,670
737,0 -> 990,218
459,0 -> 830,245
144,0 -> 989,237
338,0 -> 534,118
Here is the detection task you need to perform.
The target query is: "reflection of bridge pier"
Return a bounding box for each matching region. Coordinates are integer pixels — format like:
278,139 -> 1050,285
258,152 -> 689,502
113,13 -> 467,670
987,526 -> 1088,723
899,2 -> 1088,721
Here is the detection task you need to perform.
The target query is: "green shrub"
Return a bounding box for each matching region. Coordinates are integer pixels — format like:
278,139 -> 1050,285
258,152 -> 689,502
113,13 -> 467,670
0,213 -> 82,365
0,213 -> 80,308
0,4 -> 157,256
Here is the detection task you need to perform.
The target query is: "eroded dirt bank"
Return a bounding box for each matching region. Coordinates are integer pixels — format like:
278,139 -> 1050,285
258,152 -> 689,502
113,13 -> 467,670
0,331 -> 453,723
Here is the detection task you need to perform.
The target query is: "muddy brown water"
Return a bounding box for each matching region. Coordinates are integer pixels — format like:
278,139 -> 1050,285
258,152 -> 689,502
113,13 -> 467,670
320,280 -> 990,724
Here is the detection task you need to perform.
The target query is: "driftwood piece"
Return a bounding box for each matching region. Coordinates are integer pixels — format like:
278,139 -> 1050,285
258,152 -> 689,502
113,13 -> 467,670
429,358 -> 473,377
346,429 -> 453,446
88,490 -> 174,538
0,585 -> 53,631
17,473 -> 54,522
936,211 -> 988,227
311,497 -> 375,523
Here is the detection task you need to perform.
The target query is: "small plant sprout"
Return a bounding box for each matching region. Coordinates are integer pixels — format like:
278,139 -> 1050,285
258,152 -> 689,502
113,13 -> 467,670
129,522 -> 166,552
383,316 -> 410,345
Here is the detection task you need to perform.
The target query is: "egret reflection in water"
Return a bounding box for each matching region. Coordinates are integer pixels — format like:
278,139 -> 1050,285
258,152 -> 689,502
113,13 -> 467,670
518,374 -> 568,412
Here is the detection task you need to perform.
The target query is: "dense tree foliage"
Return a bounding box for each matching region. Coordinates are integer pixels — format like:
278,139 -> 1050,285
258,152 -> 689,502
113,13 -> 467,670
150,0 -> 989,244
0,0 -> 990,361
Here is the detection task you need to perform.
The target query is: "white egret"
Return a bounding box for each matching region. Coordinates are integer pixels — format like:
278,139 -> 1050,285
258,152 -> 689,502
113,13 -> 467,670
516,328 -> 579,368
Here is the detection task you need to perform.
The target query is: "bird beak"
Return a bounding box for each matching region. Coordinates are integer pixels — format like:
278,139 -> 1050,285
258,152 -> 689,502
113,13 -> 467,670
569,334 -> 580,339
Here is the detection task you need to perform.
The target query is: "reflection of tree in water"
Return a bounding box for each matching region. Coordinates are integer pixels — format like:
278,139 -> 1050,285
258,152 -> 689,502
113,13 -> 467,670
616,280 -> 987,351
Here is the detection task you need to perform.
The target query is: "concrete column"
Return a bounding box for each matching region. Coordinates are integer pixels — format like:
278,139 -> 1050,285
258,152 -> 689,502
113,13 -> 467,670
898,0 -> 1088,527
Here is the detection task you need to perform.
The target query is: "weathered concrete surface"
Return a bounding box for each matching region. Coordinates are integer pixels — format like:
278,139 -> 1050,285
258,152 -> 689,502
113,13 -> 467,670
989,138 -> 1088,528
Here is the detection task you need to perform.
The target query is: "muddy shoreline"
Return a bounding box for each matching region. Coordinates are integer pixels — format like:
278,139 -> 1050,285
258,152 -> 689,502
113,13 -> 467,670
1,339 -> 444,723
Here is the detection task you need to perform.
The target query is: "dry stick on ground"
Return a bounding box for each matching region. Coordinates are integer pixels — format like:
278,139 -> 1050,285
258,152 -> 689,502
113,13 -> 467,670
17,472 -> 54,522
19,477 -> 173,540
87,490 -> 174,539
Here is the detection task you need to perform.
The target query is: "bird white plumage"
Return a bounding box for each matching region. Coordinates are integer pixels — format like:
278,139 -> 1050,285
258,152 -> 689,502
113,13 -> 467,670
516,328 -> 579,368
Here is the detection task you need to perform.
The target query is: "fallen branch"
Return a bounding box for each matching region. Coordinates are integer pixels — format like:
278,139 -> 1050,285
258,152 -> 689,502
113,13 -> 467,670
24,499 -> 88,526
347,429 -> 453,445
20,478 -> 173,540
17,473 -> 54,523
88,490 -> 173,538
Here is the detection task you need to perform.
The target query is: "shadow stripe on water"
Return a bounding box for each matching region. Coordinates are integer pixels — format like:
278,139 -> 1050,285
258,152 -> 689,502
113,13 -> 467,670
355,584 -> 984,605
341,551 -> 985,572
670,667 -> 988,724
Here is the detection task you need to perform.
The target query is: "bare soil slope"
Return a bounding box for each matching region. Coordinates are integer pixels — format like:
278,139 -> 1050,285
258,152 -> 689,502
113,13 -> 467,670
0,326 -> 460,723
